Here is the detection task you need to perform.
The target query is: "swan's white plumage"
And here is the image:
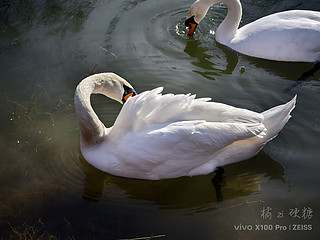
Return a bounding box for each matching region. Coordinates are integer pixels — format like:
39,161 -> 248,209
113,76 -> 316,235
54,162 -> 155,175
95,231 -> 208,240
76,75 -> 296,180
187,0 -> 320,62
231,10 -> 320,62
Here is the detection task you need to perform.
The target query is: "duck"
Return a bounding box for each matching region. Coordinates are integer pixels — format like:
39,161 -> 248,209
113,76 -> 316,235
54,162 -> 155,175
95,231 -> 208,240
74,73 -> 296,180
185,0 -> 320,62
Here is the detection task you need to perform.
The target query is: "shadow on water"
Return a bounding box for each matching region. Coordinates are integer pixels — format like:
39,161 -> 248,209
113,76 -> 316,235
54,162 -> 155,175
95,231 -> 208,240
242,55 -> 320,92
184,37 -> 320,91
81,150 -> 288,214
283,62 -> 320,93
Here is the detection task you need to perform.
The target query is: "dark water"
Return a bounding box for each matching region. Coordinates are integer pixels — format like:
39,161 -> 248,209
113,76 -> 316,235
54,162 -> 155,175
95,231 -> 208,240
1,0 -> 320,239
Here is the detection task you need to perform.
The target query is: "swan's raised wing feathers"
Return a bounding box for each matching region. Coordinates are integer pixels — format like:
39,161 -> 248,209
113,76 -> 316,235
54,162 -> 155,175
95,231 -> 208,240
111,87 -> 264,134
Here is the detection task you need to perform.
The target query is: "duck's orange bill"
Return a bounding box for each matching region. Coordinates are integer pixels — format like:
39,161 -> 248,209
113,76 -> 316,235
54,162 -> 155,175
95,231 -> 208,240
124,92 -> 134,102
188,23 -> 197,36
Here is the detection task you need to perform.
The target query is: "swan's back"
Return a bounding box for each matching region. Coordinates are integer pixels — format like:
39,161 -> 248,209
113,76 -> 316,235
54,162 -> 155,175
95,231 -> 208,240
230,10 -> 320,62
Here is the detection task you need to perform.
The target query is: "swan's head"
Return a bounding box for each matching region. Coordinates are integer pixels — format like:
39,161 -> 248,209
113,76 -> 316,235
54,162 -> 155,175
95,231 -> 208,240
122,83 -> 137,103
185,0 -> 218,36
78,73 -> 137,104
185,15 -> 198,36
101,73 -> 137,104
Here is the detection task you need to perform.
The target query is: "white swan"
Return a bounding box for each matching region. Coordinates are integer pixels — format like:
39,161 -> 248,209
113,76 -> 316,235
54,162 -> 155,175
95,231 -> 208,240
185,0 -> 320,62
74,73 -> 296,180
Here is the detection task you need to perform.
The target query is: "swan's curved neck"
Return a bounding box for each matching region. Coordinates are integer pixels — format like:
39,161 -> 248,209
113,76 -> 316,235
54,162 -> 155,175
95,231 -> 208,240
215,0 -> 242,44
74,77 -> 107,147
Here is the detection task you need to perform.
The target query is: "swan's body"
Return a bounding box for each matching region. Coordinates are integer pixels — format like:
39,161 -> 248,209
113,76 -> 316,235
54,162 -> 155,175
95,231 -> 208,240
185,0 -> 320,62
75,73 -> 296,180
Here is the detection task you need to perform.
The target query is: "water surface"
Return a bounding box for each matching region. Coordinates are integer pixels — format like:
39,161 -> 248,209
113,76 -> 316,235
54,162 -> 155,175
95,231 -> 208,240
1,0 -> 320,239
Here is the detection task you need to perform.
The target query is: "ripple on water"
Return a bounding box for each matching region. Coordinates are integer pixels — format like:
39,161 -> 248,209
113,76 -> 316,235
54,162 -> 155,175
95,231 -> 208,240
105,1 -> 239,88
144,7 -> 190,57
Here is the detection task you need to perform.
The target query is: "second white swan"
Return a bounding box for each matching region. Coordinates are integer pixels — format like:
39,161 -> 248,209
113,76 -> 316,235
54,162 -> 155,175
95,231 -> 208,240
74,73 -> 296,180
185,0 -> 320,62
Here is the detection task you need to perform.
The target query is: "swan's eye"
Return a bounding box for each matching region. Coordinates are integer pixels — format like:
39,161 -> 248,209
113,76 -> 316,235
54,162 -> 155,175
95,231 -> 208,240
122,85 -> 137,103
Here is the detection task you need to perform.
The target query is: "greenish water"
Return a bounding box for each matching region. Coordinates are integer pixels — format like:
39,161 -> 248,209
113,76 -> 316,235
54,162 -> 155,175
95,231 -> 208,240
0,0 -> 320,239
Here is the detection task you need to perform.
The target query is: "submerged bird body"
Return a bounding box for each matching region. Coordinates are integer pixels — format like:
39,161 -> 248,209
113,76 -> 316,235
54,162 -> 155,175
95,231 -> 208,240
185,0 -> 320,62
75,73 -> 296,180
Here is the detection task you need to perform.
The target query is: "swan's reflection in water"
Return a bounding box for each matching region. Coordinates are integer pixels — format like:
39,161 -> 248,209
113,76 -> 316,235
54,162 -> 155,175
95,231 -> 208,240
184,39 -> 239,80
81,151 -> 287,213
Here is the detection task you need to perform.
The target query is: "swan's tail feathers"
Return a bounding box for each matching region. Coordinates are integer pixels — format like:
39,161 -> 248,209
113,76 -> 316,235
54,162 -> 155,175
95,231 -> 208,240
262,95 -> 297,142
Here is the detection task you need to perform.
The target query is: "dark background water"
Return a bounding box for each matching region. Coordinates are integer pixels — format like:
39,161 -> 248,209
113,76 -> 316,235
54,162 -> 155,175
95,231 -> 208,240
1,0 -> 320,239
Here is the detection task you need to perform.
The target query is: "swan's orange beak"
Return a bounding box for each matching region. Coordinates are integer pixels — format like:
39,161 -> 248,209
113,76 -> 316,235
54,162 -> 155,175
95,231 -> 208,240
122,85 -> 137,103
123,92 -> 134,102
187,23 -> 197,36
